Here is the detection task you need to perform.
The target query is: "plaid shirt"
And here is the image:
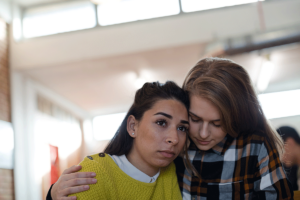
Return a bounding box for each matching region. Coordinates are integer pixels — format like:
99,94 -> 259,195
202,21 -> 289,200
174,133 -> 294,200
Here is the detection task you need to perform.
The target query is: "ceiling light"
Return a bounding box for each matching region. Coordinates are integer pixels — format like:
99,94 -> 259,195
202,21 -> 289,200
135,77 -> 146,89
257,55 -> 274,92
91,0 -> 121,5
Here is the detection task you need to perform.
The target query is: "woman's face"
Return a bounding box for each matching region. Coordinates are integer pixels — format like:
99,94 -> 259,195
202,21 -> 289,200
188,95 -> 227,151
131,99 -> 189,169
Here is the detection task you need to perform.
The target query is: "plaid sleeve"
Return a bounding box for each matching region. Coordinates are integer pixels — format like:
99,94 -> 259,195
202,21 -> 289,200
254,139 -> 294,200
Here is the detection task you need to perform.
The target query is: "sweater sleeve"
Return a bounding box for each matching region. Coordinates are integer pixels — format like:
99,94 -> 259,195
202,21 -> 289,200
46,184 -> 54,200
254,139 -> 294,199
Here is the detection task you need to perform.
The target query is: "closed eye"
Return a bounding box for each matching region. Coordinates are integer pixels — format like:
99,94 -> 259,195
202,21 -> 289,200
212,123 -> 221,128
190,116 -> 200,123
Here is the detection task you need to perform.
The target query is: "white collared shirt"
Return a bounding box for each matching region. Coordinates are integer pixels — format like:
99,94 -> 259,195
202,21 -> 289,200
109,154 -> 160,183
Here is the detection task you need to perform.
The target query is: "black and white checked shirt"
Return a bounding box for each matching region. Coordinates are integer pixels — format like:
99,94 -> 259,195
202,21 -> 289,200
174,133 -> 294,200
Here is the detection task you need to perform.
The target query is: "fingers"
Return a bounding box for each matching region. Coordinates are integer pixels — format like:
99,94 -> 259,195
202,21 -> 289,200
60,185 -> 90,197
62,165 -> 82,175
65,178 -> 97,188
62,172 -> 96,183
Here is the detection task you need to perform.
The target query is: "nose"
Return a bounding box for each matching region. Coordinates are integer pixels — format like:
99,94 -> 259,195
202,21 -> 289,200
199,122 -> 209,139
166,128 -> 179,145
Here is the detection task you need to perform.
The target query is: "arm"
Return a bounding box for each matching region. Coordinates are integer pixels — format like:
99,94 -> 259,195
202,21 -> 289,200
254,140 -> 294,200
47,165 -> 97,200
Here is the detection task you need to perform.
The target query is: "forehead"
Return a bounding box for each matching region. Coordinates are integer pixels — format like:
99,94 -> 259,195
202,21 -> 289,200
189,95 -> 220,120
145,99 -> 188,116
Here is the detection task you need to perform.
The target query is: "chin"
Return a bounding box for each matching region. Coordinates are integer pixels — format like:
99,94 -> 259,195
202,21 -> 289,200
154,159 -> 173,168
195,144 -> 213,151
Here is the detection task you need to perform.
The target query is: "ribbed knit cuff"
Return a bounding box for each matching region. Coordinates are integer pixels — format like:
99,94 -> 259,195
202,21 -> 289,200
46,184 -> 54,200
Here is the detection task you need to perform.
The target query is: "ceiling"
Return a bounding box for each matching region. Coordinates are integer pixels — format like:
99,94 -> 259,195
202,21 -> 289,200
11,0 -> 73,7
23,42 -> 300,117
24,43 -> 206,116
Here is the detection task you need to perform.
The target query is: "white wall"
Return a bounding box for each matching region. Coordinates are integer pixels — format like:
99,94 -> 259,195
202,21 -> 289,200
270,115 -> 300,135
10,0 -> 300,70
0,0 -> 11,23
11,72 -> 89,200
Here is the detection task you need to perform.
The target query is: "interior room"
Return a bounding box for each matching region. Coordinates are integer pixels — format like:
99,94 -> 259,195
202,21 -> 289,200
0,0 -> 300,199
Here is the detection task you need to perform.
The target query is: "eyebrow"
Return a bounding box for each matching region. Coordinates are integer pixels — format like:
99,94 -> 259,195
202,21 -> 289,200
155,112 -> 172,119
154,112 -> 190,125
189,111 -> 220,122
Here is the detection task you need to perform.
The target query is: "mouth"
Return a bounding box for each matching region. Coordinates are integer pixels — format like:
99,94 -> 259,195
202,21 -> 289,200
196,139 -> 211,145
159,150 -> 176,158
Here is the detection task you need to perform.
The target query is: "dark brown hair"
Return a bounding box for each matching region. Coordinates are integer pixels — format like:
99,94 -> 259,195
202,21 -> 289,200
182,57 -> 283,176
104,81 -> 190,155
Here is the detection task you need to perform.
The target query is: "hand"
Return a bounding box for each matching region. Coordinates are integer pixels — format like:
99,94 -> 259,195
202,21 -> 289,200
51,165 -> 97,200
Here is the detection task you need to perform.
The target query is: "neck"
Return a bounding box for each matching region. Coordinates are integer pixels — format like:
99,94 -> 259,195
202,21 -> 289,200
126,148 -> 159,177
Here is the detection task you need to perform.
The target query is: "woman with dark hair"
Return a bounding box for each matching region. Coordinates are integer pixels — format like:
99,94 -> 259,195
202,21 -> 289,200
48,81 -> 190,200
48,58 -> 293,200
277,126 -> 300,191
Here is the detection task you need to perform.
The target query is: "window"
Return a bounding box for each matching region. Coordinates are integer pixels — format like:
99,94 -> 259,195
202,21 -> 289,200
93,112 -> 127,140
97,0 -> 180,26
258,89 -> 300,119
23,1 -> 96,38
181,0 -> 264,13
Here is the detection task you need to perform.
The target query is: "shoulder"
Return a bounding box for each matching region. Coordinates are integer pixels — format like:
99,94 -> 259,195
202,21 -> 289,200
236,132 -> 281,161
79,153 -> 114,172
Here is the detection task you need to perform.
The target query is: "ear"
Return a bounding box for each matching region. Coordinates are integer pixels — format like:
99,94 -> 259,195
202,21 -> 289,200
127,115 -> 137,138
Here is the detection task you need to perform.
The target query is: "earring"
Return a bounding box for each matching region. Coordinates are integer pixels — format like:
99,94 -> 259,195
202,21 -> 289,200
132,133 -> 135,135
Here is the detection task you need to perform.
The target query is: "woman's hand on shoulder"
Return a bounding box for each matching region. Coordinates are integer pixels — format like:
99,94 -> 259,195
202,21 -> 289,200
51,165 -> 97,200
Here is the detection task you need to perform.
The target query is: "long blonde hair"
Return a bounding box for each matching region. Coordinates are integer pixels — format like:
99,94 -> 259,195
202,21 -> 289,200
182,57 -> 283,176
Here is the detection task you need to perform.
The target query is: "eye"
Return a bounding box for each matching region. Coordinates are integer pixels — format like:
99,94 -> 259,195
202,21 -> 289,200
212,122 -> 221,128
156,119 -> 167,127
177,126 -> 188,133
190,116 -> 200,123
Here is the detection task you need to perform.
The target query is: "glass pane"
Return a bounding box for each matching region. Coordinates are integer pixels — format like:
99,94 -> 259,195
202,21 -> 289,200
93,112 -> 126,140
181,0 -> 264,13
23,1 -> 96,38
97,0 -> 180,26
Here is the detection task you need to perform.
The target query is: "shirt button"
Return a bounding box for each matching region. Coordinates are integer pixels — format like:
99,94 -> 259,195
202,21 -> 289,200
99,153 -> 105,157
87,156 -> 93,160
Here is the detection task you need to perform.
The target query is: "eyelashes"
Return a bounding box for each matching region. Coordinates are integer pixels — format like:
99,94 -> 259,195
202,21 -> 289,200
155,119 -> 189,133
156,119 -> 167,127
190,117 -> 221,127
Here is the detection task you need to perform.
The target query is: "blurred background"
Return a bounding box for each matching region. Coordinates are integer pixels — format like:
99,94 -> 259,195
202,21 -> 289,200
0,0 -> 300,199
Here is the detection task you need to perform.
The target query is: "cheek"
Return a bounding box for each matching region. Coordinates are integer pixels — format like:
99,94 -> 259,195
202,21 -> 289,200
178,133 -> 186,147
212,128 -> 226,141
188,123 -> 199,137
138,125 -> 161,146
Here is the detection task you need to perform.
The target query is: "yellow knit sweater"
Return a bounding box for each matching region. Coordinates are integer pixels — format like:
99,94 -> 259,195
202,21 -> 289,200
69,153 -> 182,200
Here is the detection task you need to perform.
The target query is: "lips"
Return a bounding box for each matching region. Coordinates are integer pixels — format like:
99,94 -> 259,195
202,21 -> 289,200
196,139 -> 211,145
159,150 -> 175,158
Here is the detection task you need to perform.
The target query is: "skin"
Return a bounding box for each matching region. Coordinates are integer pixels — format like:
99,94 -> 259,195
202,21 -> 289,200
282,138 -> 300,167
188,95 -> 226,151
126,99 -> 189,177
51,99 -> 189,200
51,95 -> 227,199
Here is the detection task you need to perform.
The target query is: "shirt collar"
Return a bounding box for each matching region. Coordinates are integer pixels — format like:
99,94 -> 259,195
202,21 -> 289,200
109,154 -> 160,183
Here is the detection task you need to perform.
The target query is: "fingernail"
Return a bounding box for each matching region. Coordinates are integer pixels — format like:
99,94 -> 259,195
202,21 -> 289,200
84,185 -> 89,190
91,173 -> 96,176
92,178 -> 97,183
